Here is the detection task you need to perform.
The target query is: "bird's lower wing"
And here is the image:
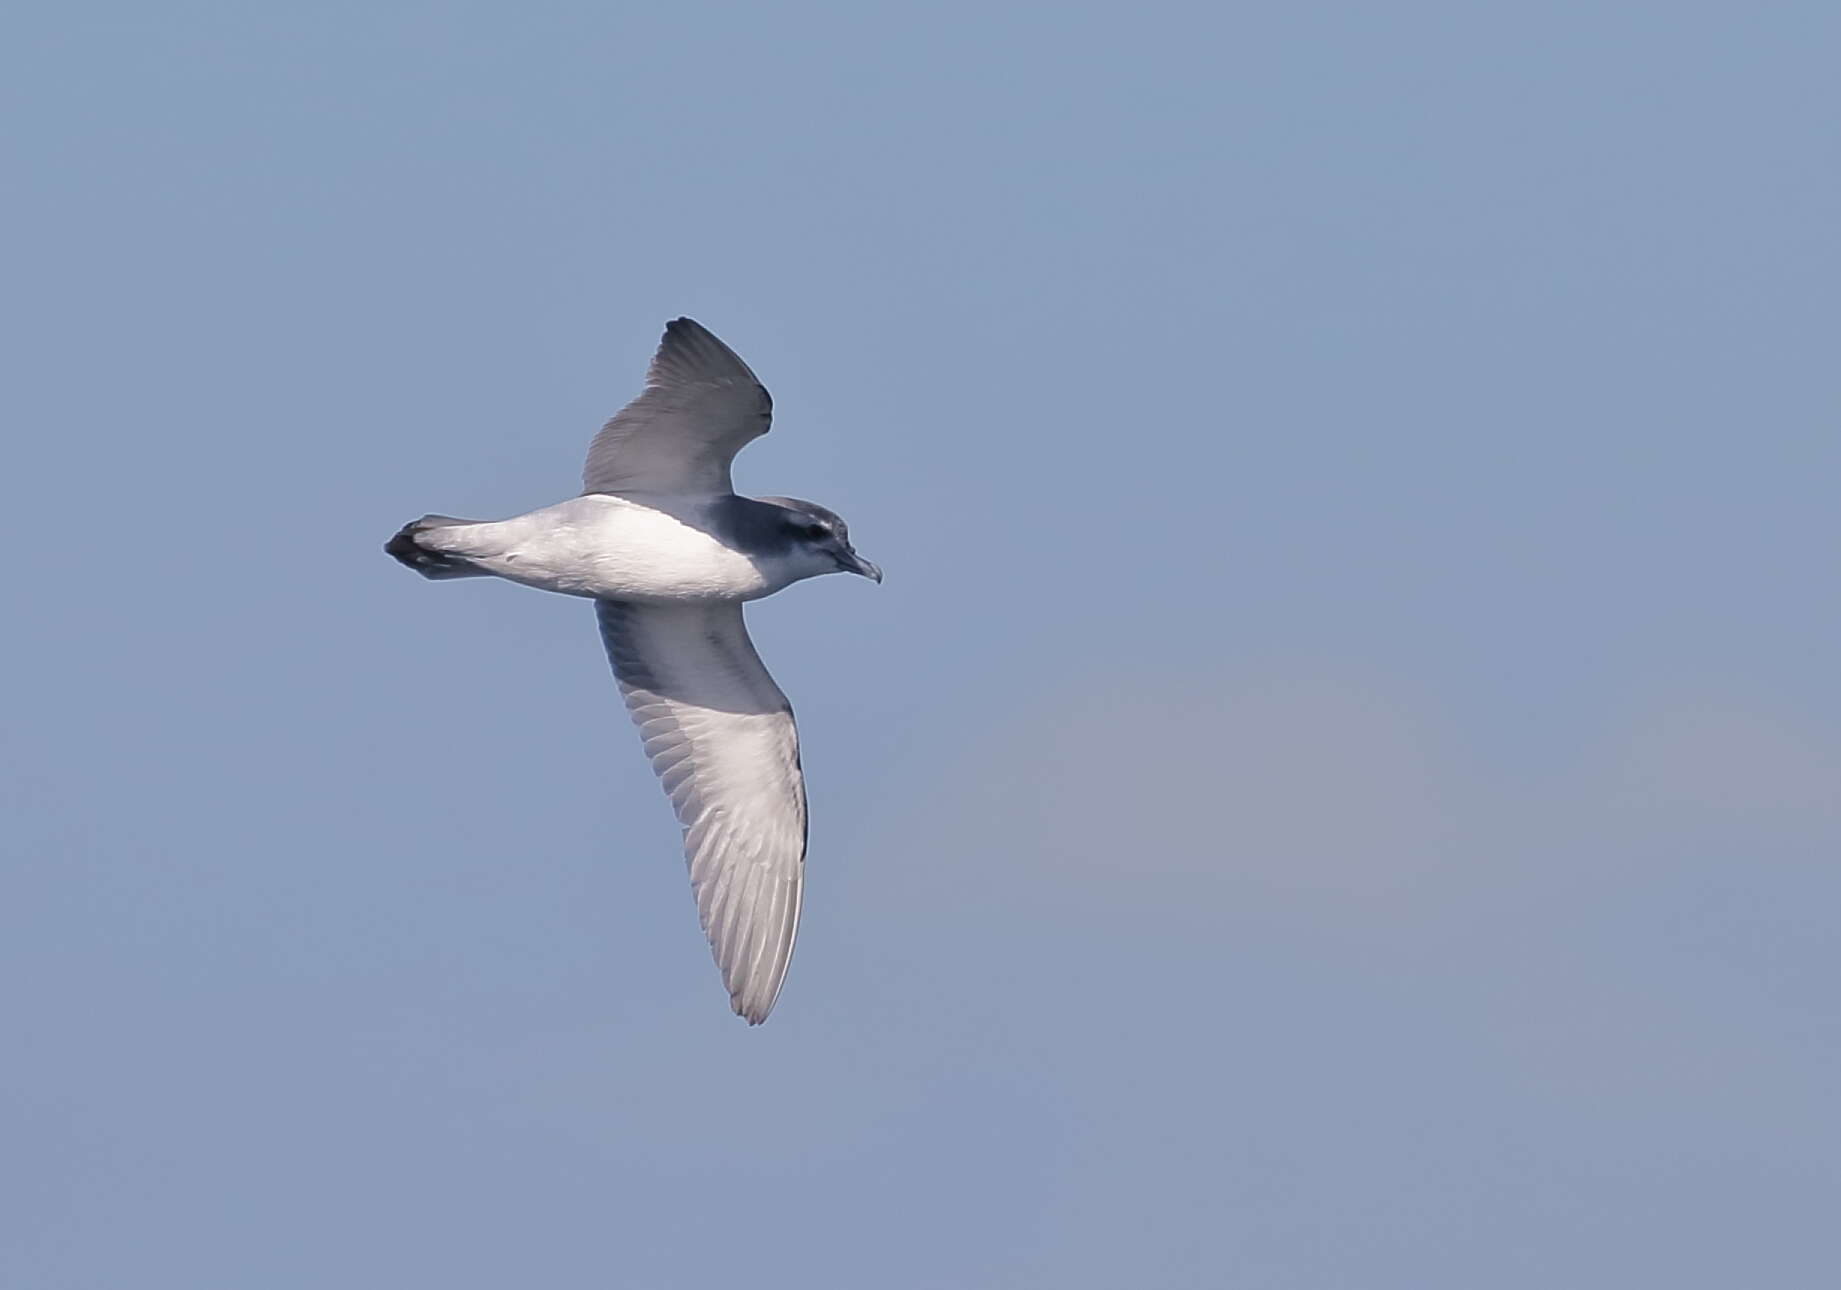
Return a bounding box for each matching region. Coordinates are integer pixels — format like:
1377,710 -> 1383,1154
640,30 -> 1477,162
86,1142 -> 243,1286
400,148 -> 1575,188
594,599 -> 806,1023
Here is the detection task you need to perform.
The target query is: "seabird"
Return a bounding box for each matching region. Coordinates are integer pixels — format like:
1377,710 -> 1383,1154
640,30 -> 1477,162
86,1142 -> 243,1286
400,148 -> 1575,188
386,318 -> 880,1023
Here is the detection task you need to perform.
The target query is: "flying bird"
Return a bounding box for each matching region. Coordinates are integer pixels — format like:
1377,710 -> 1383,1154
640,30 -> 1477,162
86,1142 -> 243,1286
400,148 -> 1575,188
386,319 -> 880,1023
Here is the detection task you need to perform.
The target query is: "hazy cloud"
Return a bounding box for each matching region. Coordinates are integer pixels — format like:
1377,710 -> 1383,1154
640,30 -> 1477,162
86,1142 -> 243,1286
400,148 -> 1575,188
1605,697 -> 1841,823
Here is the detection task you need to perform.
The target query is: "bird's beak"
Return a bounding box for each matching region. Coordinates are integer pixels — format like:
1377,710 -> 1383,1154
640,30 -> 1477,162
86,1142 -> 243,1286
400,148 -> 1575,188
840,550 -> 883,583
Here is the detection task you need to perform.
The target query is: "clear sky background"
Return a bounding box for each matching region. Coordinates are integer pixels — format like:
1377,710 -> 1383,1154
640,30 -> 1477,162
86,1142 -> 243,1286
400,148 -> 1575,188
5,2 -> 1838,1286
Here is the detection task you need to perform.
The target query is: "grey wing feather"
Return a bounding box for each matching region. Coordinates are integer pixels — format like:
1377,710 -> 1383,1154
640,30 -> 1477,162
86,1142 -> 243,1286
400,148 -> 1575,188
583,318 -> 773,496
594,599 -> 806,1024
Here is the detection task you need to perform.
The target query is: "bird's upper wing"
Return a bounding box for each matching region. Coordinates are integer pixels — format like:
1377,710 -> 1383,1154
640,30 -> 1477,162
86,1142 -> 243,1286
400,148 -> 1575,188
583,318 -> 773,496
594,599 -> 806,1024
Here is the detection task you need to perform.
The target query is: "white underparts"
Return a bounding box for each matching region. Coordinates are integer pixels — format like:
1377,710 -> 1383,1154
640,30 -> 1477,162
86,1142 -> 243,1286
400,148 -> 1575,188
417,494 -> 807,603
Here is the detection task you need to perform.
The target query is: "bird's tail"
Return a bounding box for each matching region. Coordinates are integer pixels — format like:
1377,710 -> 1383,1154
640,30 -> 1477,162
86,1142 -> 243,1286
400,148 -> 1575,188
385,515 -> 491,580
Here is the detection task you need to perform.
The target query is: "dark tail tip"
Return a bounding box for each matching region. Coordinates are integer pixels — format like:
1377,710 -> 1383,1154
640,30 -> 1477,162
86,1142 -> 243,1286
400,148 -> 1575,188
385,525 -> 423,569
386,518 -> 484,580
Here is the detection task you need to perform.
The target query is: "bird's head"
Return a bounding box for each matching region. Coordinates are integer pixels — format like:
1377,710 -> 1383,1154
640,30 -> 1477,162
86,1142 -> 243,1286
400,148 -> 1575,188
758,497 -> 882,585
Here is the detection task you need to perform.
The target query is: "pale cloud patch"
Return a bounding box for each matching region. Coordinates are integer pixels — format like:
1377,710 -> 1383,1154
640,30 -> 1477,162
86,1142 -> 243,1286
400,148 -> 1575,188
867,672 -> 1841,931
1601,697 -> 1841,828
915,672 -> 1466,902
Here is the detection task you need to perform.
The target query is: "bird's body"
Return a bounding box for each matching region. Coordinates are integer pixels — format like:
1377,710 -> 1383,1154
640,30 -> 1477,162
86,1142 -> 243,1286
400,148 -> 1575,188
401,493 -> 802,603
386,319 -> 878,1024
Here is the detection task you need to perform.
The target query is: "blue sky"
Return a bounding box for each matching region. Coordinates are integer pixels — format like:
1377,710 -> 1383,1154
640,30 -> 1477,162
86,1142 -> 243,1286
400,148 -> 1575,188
5,2 -> 1838,1286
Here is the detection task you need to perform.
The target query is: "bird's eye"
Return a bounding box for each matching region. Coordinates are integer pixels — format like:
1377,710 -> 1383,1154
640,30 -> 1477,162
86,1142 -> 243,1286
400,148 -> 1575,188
805,524 -> 830,540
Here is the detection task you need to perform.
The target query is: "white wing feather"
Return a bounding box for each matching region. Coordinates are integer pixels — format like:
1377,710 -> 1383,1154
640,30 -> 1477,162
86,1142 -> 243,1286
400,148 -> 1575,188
594,599 -> 806,1023
583,318 -> 773,496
